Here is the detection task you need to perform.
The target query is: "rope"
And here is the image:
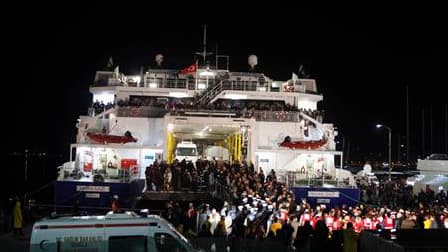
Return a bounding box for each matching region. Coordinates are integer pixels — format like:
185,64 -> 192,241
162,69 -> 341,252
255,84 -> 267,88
26,180 -> 54,196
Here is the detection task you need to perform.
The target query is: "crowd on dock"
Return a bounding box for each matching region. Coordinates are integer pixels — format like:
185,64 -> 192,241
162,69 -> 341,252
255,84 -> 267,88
140,158 -> 448,250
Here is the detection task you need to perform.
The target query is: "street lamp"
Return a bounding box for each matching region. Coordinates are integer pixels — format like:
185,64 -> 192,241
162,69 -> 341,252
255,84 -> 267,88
376,124 -> 392,181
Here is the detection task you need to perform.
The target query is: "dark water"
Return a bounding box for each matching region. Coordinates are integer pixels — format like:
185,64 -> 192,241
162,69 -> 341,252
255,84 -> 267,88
2,152 -> 63,203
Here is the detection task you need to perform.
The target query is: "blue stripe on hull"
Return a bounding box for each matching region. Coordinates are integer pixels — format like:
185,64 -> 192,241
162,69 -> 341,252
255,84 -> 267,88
291,187 -> 360,208
54,181 -> 131,209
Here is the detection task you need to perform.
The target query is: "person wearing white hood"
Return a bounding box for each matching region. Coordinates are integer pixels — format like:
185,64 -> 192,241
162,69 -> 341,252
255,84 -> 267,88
220,201 -> 229,217
248,207 -> 258,222
209,208 -> 220,235
228,205 -> 238,220
265,205 -> 275,237
224,212 -> 233,238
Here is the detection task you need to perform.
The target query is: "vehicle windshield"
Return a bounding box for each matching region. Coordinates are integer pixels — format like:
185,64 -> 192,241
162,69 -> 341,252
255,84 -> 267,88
176,147 -> 197,156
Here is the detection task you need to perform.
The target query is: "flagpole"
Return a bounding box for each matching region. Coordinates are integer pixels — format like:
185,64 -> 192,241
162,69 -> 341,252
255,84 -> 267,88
139,66 -> 144,87
406,85 -> 410,163
202,24 -> 207,65
445,103 -> 448,153
422,109 -> 425,157
195,60 -> 198,90
430,105 -> 433,154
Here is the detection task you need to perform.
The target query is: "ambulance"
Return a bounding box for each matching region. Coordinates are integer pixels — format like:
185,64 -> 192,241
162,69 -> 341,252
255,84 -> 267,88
30,211 -> 200,252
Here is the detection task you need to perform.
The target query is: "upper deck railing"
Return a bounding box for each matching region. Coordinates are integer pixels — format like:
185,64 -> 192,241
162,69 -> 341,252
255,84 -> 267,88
92,70 -> 318,94
114,106 -> 323,123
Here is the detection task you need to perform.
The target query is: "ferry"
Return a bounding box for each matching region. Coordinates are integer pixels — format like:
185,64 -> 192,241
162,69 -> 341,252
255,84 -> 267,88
55,27 -> 358,209
411,153 -> 448,194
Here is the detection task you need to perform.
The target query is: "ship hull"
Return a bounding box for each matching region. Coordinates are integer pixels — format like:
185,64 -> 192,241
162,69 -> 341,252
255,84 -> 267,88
53,180 -> 144,211
291,186 -> 360,208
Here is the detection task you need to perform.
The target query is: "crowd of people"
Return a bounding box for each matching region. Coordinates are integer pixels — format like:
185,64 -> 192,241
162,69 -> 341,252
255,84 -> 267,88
91,100 -> 114,115
112,96 -> 324,123
2,154 -> 447,251
142,158 -> 448,251
144,159 -> 209,192
358,178 -> 447,210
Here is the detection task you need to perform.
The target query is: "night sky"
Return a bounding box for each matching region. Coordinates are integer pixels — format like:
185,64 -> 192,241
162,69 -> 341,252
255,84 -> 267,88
4,4 -> 448,196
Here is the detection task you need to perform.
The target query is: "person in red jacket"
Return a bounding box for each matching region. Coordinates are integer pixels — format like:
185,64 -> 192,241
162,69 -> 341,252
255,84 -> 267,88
383,212 -> 394,230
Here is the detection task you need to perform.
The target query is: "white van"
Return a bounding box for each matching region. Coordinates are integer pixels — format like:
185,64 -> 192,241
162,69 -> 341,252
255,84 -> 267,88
175,141 -> 198,164
204,146 -> 229,161
30,211 -> 200,252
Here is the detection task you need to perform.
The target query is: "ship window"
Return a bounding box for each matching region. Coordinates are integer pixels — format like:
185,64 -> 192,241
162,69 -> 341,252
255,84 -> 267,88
108,235 -> 147,252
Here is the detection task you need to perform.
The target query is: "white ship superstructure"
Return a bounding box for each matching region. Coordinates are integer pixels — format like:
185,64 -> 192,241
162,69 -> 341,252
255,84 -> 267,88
417,153 -> 448,176
59,53 -> 347,185
412,153 -> 448,194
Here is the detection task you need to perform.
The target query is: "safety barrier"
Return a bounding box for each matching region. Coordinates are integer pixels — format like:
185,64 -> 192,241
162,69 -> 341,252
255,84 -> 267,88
190,237 -> 288,252
359,231 -> 405,252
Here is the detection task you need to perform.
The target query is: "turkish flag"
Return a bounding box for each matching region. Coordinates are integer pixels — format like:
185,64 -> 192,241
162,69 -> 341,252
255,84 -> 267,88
181,63 -> 197,75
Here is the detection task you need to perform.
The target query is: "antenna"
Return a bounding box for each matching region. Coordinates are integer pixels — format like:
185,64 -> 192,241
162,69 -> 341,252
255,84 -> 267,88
202,24 -> 207,64
215,43 -> 218,69
194,25 -> 215,67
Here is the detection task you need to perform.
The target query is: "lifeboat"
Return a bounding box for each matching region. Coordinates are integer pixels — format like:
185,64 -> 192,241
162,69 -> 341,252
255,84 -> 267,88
86,132 -> 137,144
279,138 -> 327,149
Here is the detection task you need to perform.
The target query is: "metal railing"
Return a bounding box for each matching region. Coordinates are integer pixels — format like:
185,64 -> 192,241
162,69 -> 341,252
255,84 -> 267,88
115,106 -> 322,124
196,79 -> 224,105
360,231 -> 405,252
144,77 -> 189,89
251,110 -> 299,122
116,106 -> 168,117
285,171 -> 355,188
